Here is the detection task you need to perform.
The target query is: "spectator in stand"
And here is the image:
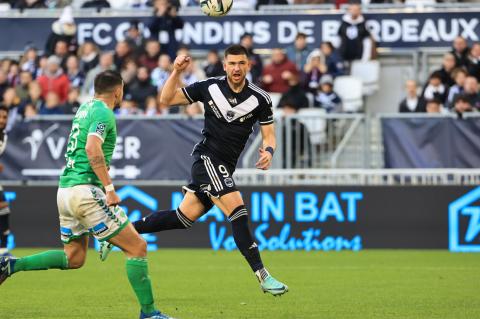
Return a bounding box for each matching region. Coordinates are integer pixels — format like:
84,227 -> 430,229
451,36 -> 470,68
399,80 -> 424,113
120,58 -> 139,88
127,66 -> 157,110
0,59 -> 11,74
22,81 -> 45,115
24,104 -> 38,118
304,51 -> 326,94
2,87 -> 22,129
78,41 -> 100,74
240,33 -> 263,84
53,40 -> 69,70
125,20 -> 146,57
0,70 -> 8,103
13,0 -> 46,9
113,40 -> 133,71
118,93 -> 140,115
447,68 -> 467,108
149,0 -> 184,60
255,0 -> 288,10
453,94 -> 474,117
431,53 -> 456,87
65,55 -> 85,88
277,73 -> 309,110
138,39 -> 162,72
337,2 -> 374,65
145,96 -> 159,116
15,70 -> 33,101
20,45 -> 39,78
462,76 -> 480,110
467,42 -> 480,81
320,41 -> 345,77
37,55 -> 69,103
82,52 -> 115,96
39,91 -> 64,115
422,72 -> 447,106
261,48 -> 298,94
425,98 -> 443,114
203,50 -> 225,78
182,60 -> 200,86
286,33 -> 311,72
61,87 -> 81,114
315,75 -> 342,112
36,55 -> 48,78
7,62 -> 19,87
151,54 -> 171,90
81,0 -> 110,9
44,6 -> 77,56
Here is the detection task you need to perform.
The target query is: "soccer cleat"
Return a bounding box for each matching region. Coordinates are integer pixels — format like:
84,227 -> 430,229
260,275 -> 289,296
0,256 -> 16,285
139,310 -> 176,319
99,241 -> 114,261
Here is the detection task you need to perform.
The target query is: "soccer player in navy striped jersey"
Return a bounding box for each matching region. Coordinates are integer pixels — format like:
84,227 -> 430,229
101,45 -> 288,296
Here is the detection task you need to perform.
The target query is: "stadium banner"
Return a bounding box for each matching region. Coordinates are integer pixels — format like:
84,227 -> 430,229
382,117 -> 480,168
1,118 -> 204,181
4,185 -> 480,252
0,10 -> 480,51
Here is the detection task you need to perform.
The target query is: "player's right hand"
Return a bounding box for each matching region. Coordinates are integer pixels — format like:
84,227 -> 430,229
173,55 -> 191,72
106,190 -> 121,206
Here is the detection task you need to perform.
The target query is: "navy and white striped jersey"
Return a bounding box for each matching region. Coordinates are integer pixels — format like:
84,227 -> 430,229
182,76 -> 273,167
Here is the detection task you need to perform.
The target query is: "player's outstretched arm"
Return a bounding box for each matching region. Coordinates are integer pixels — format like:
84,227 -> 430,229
256,123 -> 276,170
85,135 -> 120,206
159,55 -> 191,107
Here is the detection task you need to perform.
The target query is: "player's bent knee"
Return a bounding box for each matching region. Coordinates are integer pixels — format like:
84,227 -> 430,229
65,253 -> 86,269
123,236 -> 147,258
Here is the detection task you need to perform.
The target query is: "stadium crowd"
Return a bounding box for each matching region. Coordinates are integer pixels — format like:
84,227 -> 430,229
399,38 -> 480,116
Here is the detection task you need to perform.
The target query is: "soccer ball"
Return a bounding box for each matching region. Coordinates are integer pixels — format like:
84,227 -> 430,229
200,0 -> 233,17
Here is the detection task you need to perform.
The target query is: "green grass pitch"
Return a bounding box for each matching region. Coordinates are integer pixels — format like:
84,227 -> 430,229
1,249 -> 480,319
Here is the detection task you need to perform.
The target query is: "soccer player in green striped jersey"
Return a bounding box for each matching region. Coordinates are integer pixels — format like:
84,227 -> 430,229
0,71 -> 173,319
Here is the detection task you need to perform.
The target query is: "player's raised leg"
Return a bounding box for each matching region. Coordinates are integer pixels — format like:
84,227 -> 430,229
211,191 -> 288,296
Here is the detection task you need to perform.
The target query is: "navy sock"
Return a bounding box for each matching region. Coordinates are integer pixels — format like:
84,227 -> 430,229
0,214 -> 9,249
133,208 -> 193,234
229,205 -> 264,273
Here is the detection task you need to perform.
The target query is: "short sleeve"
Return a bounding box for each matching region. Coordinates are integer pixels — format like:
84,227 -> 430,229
181,80 -> 206,104
88,108 -> 114,143
258,97 -> 274,126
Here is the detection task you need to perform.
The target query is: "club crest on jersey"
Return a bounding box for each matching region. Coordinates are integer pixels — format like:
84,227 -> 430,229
226,110 -> 236,121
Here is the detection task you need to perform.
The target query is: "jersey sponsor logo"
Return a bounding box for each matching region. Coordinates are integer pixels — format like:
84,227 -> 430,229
208,84 -> 259,122
208,100 -> 222,119
228,97 -> 237,105
239,113 -> 254,123
224,177 -> 234,188
96,123 -> 106,135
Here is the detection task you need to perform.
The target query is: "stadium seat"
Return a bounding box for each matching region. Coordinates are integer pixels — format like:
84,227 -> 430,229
333,76 -> 363,112
298,108 -> 327,145
351,60 -> 380,96
269,92 -> 282,109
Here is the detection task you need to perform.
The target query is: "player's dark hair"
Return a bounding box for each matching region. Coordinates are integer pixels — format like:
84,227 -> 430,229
224,45 -> 249,58
94,70 -> 123,94
0,105 -> 9,114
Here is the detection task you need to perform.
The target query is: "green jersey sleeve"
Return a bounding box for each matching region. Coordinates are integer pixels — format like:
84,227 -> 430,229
88,107 -> 115,143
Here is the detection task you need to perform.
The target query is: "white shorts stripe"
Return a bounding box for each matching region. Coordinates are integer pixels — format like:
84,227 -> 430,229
201,155 -> 223,192
204,156 -> 224,192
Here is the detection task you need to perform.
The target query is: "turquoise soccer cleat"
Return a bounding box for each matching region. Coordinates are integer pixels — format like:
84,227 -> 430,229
0,255 -> 16,285
99,241 -> 114,261
139,310 -> 176,319
260,275 -> 289,296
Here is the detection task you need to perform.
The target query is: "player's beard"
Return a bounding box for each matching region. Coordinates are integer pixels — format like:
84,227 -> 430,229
228,72 -> 245,87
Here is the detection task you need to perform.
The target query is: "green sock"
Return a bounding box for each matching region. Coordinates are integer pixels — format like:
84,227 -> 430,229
12,250 -> 68,274
126,257 -> 157,314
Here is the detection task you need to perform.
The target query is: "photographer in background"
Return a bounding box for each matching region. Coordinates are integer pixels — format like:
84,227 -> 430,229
149,0 -> 184,61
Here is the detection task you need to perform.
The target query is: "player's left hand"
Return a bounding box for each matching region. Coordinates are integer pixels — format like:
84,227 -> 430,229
255,148 -> 272,170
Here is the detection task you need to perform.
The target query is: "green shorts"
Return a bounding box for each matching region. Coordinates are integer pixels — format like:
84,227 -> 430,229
57,185 -> 129,244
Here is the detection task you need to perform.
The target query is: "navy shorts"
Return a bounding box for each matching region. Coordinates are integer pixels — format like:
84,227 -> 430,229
183,152 -> 237,211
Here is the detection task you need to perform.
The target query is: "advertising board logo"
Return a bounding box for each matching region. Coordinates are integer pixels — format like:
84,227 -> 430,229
449,187 -> 480,252
94,186 -> 158,251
